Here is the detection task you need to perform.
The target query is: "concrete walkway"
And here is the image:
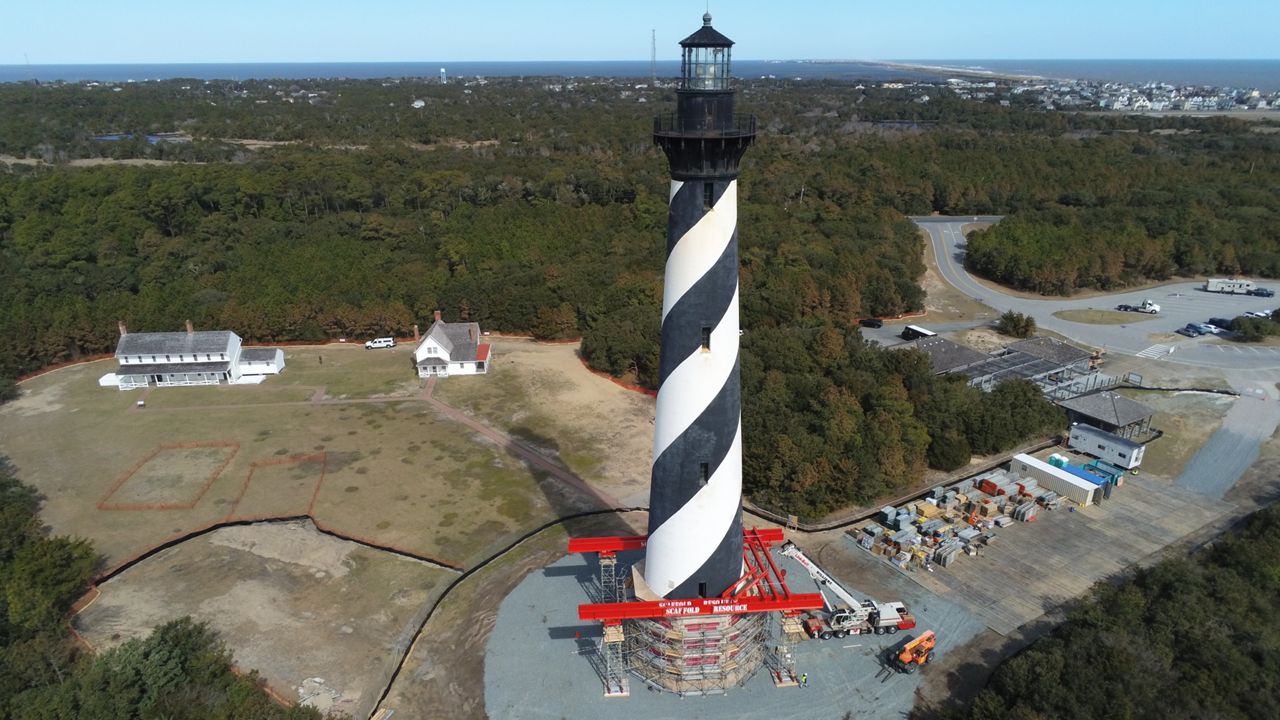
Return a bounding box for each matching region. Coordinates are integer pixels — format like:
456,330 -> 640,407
1177,375 -> 1280,498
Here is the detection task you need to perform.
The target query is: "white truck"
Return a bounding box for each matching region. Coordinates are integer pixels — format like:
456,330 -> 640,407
780,541 -> 917,639
1117,299 -> 1160,314
1204,278 -> 1255,295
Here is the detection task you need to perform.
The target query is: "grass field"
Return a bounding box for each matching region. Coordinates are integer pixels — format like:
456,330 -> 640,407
275,344 -> 421,398
0,346 -> 586,567
1119,389 -> 1234,479
1053,308 -> 1156,325
1,339 -> 654,718
100,444 -> 238,509
432,339 -> 655,507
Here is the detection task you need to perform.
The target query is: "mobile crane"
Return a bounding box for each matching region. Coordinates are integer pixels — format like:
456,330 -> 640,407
779,541 -> 917,640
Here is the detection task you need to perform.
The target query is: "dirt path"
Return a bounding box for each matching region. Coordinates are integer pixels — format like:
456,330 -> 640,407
423,377 -> 626,510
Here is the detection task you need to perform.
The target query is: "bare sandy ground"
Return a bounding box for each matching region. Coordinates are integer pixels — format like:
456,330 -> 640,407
76,520 -> 454,718
0,155 -> 190,167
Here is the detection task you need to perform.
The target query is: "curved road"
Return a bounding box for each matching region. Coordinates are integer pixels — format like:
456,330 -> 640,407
912,216 -> 1280,370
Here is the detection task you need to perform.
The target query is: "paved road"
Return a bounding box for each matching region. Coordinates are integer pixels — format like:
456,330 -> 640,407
1177,372 -> 1280,498
911,217 -> 1280,370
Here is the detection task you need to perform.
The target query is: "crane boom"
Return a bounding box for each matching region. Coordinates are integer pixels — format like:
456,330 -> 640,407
780,540 -> 913,632
780,541 -> 863,610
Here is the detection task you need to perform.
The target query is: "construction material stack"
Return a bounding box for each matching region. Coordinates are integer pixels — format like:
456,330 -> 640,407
851,450 -> 1119,572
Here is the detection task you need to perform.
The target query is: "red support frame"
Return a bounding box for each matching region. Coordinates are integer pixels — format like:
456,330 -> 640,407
569,527 -> 823,622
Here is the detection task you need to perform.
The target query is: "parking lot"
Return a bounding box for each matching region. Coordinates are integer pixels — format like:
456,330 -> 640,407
913,218 -> 1280,369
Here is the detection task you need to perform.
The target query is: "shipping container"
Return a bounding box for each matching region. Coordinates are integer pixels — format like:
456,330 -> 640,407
1010,453 -> 1097,506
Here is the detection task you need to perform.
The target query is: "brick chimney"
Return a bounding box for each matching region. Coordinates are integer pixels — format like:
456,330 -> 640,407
118,320 -> 128,336
413,324 -> 420,342
469,326 -> 476,342
434,310 -> 442,322
185,319 -> 194,334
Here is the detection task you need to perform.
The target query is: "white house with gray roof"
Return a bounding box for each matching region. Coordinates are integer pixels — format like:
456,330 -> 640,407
103,323 -> 285,390
413,313 -> 491,378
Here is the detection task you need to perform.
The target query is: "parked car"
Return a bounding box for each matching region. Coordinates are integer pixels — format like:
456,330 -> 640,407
859,318 -> 884,329
1245,310 -> 1272,319
1251,287 -> 1275,298
1176,326 -> 1200,337
1208,317 -> 1233,329
1195,323 -> 1221,335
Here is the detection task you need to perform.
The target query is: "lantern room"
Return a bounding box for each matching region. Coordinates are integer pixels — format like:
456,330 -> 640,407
680,13 -> 734,92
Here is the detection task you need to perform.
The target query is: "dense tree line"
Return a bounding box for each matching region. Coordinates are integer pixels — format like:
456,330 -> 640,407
962,506 -> 1280,720
0,464 -> 321,719
4,77 -> 1257,513
737,326 -> 1062,516
963,129 -> 1280,294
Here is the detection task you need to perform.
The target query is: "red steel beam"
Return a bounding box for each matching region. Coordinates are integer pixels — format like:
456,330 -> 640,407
567,535 -> 648,553
567,528 -> 784,555
578,592 -> 824,621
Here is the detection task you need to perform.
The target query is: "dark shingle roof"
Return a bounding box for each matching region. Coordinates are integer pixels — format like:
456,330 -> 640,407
116,331 -> 236,357
1059,391 -> 1154,427
680,15 -> 734,47
1007,337 -> 1093,366
421,320 -> 481,362
240,348 -> 279,362
116,361 -> 231,375
898,337 -> 990,374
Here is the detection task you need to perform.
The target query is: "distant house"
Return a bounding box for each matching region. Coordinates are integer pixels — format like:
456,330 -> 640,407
103,322 -> 285,390
413,312 -> 491,378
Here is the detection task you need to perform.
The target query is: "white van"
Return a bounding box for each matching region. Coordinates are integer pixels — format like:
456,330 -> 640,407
365,337 -> 396,349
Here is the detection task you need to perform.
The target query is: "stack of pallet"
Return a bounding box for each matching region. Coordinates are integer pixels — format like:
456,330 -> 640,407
1012,501 -> 1038,522
934,538 -> 964,567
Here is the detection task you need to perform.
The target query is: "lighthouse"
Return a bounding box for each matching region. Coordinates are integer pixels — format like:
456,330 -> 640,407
566,17 -> 818,696
643,12 -> 756,600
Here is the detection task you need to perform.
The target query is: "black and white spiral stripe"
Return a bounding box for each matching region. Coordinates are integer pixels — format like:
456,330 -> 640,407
644,178 -> 744,599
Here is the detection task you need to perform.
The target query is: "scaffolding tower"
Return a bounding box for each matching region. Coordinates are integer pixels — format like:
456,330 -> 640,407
570,528 -> 824,698
598,553 -> 630,697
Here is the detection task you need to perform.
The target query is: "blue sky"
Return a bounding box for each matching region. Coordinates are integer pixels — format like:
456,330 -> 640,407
3,0 -> 1276,64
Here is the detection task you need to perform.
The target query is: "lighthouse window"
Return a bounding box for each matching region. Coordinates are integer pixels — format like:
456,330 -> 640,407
703,182 -> 714,210
699,462 -> 710,486
701,326 -> 711,351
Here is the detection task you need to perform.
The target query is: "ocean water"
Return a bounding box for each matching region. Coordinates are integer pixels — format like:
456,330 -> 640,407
0,59 -> 1275,91
901,59 -> 1280,91
0,60 -> 937,84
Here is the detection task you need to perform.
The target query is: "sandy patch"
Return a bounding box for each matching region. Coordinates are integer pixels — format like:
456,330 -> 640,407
0,375 -> 68,416
207,522 -> 356,577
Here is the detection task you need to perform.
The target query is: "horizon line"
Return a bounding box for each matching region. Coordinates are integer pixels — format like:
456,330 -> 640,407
3,57 -> 1278,67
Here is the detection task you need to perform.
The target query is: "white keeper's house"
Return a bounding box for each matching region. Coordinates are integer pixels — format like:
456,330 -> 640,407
102,322 -> 286,390
414,312 -> 491,378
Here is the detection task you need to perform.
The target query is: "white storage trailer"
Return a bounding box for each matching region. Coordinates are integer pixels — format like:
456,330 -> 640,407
1068,423 -> 1144,470
1010,453 -> 1097,506
1204,278 -> 1255,294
